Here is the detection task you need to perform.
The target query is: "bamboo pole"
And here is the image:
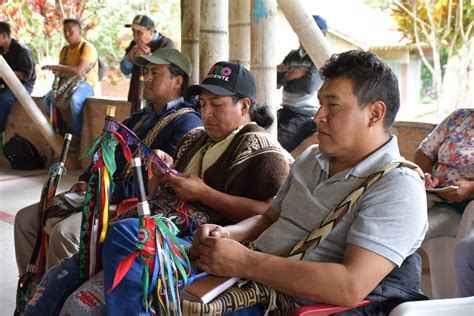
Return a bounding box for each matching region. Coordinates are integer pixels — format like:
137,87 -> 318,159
277,0 -> 332,68
199,0 -> 229,81
181,0 -> 201,85
0,56 -> 63,154
229,0 -> 251,69
251,0 -> 277,136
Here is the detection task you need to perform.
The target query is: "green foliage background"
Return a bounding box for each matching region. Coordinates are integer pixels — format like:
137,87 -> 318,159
1,0 -> 180,80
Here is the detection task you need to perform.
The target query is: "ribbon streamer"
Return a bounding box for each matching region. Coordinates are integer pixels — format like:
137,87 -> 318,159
107,158 -> 193,315
78,116 -> 131,281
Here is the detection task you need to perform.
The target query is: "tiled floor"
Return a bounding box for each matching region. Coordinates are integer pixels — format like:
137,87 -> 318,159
0,157 -> 433,315
0,158 -> 81,315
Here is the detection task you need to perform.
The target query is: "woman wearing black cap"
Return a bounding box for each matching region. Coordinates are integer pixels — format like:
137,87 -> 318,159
24,62 -> 292,315
98,62 -> 293,315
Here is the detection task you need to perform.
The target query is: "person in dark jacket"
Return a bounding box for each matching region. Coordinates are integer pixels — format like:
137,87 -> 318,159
0,21 -> 36,135
277,15 -> 327,152
14,48 -> 202,275
120,14 -> 175,113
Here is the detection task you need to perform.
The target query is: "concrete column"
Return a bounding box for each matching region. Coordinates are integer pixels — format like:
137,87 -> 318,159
181,0 -> 201,85
229,0 -> 251,69
200,0 -> 229,80
251,0 -> 277,135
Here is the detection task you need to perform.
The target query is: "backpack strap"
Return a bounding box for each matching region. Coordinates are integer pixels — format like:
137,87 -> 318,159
61,41 -> 86,64
286,160 -> 423,260
142,107 -> 196,147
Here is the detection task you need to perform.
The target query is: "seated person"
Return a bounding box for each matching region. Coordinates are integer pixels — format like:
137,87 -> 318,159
41,19 -> 99,150
23,61 -> 292,315
121,14 -> 174,113
14,48 -> 202,275
454,236 -> 474,297
413,108 -> 473,239
190,50 -> 429,315
276,15 -> 327,153
0,21 -> 36,137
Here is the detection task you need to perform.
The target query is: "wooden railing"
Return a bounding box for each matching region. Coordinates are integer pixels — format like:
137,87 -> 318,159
4,96 -> 131,169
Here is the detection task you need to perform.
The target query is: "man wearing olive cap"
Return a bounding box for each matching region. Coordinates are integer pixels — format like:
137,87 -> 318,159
15,49 -> 202,302
120,14 -> 175,113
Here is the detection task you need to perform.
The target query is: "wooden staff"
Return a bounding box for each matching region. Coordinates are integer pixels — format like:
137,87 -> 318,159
0,56 -> 63,155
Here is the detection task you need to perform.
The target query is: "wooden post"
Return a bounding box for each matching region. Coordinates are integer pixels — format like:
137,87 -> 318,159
229,0 -> 251,69
277,0 -> 332,68
251,0 -> 277,136
199,0 -> 229,81
181,0 -> 201,85
0,56 -> 63,155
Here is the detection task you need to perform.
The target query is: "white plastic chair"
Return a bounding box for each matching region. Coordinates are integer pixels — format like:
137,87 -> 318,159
421,201 -> 474,298
389,296 -> 474,316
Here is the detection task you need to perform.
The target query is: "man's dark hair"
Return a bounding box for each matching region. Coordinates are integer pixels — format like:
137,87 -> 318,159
0,21 -> 11,37
319,50 -> 400,129
168,63 -> 189,96
63,18 -> 82,29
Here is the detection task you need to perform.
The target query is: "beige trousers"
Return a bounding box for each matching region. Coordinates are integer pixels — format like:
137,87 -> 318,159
14,203 -> 82,275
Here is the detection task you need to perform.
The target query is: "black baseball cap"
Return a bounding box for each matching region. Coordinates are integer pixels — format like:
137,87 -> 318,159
185,61 -> 256,101
125,15 -> 155,29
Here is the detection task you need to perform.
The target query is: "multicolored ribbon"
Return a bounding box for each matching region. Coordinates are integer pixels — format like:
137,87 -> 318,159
78,112 -> 132,281
15,134 -> 72,314
109,118 -> 177,178
77,113 -> 178,282
107,158 -> 193,315
78,113 -> 198,314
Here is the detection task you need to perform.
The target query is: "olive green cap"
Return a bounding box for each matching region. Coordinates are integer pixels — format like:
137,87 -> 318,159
135,48 -> 192,77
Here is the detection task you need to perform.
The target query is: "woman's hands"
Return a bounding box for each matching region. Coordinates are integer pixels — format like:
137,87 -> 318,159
148,149 -> 174,195
423,172 -> 439,188
438,180 -> 474,203
166,172 -> 207,202
151,149 -> 173,175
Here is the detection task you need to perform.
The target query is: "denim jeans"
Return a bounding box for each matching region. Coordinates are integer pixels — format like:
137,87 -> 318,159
41,81 -> 94,136
23,253 -> 83,316
103,218 -> 193,315
23,219 -> 195,315
103,219 -> 264,316
0,84 -> 32,133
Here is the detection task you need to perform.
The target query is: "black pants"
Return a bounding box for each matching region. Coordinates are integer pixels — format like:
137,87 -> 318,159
335,253 -> 429,315
277,107 -> 316,152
